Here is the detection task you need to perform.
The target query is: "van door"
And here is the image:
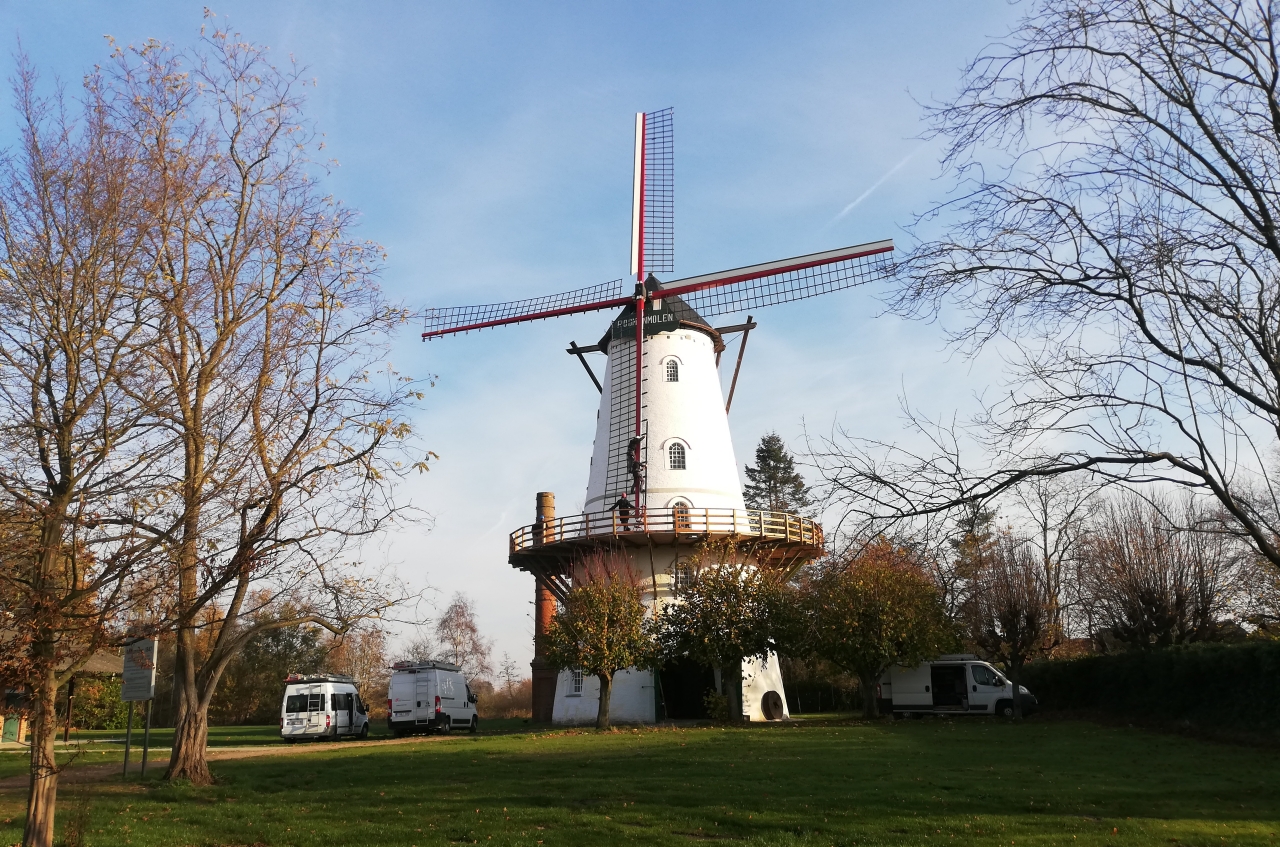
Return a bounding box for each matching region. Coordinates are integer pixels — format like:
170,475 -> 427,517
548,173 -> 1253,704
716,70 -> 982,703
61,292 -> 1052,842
967,664 -> 1003,713
389,672 -> 416,724
303,687 -> 325,733
929,665 -> 968,711
332,691 -> 351,734
890,665 -> 933,711
439,673 -> 460,725
415,672 -> 435,724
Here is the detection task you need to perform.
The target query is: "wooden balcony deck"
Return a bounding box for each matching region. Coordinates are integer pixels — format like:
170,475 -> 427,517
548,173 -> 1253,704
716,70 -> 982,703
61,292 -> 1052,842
509,507 -> 824,593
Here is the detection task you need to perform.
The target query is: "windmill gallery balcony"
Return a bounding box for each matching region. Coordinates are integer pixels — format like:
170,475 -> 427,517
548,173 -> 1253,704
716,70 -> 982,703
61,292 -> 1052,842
508,506 -> 824,574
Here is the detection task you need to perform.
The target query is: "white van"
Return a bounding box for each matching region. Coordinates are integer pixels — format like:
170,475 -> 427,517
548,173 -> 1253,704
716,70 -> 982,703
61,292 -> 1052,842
280,674 -> 371,741
877,655 -> 1038,717
387,661 -> 478,735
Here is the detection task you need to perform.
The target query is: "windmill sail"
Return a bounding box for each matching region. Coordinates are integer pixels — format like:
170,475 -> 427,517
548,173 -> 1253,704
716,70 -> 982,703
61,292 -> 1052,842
634,108 -> 674,278
421,240 -> 893,339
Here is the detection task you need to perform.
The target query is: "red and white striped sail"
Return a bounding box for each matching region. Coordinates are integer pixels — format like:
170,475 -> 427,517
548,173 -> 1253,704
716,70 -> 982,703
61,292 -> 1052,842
631,108 -> 674,281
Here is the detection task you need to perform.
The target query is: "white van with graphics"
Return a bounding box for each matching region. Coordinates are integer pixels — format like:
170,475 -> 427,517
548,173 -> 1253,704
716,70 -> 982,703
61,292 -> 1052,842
387,661 -> 478,735
279,674 -> 370,741
877,655 -> 1038,717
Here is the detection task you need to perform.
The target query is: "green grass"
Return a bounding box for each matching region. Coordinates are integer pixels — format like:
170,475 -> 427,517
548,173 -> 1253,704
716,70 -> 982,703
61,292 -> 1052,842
1,718 -> 1276,846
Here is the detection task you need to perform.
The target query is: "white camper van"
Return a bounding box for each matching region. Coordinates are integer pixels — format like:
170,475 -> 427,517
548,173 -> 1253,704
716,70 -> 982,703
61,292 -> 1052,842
387,661 -> 478,735
877,655 -> 1038,717
279,673 -> 371,741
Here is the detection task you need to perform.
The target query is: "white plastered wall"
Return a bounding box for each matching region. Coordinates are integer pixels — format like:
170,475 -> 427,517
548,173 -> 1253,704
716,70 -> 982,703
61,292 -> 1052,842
585,328 -> 744,512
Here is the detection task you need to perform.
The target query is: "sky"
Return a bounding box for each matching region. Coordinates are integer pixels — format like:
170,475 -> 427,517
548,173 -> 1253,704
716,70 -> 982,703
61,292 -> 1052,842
0,1 -> 1024,671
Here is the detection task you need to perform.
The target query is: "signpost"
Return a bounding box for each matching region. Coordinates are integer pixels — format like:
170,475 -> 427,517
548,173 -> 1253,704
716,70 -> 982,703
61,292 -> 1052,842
121,638 -> 157,778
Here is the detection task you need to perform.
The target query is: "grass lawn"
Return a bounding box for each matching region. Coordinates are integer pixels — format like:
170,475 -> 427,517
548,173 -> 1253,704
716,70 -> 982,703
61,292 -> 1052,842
0,717 -> 1275,846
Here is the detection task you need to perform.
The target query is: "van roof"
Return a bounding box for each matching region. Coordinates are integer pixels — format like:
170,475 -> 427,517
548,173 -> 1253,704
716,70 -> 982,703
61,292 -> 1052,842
390,660 -> 462,673
283,673 -> 357,684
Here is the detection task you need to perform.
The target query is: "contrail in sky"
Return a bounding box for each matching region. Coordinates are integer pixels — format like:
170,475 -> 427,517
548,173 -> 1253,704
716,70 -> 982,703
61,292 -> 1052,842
830,146 -> 922,223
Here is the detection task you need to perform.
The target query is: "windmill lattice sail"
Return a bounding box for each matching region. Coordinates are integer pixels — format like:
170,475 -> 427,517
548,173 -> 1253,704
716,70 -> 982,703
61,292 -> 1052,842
421,240 -> 893,339
637,108 -> 674,277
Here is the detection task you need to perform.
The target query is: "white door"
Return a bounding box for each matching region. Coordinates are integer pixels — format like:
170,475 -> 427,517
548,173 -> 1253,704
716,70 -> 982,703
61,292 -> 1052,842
415,673 -> 434,722
439,674 -> 461,724
304,686 -> 324,733
332,691 -> 352,734
968,664 -> 1004,713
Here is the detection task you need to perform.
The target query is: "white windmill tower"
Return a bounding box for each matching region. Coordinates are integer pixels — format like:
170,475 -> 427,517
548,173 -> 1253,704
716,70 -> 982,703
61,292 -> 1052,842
423,109 -> 893,723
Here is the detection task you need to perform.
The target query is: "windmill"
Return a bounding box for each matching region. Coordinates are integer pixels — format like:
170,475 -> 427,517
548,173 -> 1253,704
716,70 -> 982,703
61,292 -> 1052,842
423,109 -> 893,723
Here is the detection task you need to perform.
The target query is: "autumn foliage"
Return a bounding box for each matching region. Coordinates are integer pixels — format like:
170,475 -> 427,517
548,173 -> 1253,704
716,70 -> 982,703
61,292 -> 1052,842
803,539 -> 955,717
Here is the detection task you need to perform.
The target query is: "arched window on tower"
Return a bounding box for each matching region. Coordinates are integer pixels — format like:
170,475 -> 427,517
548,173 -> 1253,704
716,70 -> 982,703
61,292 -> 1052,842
668,442 -> 686,470
665,359 -> 679,382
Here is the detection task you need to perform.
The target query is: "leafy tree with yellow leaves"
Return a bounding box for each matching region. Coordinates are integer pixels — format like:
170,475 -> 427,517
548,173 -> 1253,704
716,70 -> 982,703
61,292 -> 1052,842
804,539 -> 955,718
541,552 -> 655,730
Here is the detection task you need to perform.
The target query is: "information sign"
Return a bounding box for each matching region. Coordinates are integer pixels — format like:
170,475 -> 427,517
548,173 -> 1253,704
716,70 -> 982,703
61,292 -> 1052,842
121,638 -> 157,702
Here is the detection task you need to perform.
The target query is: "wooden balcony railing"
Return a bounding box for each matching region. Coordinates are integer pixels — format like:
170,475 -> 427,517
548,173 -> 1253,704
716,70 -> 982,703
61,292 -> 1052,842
509,506 -> 823,554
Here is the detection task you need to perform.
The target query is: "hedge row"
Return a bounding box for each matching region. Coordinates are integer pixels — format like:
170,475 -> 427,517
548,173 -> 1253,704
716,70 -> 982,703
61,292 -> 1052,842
1019,640 -> 1280,733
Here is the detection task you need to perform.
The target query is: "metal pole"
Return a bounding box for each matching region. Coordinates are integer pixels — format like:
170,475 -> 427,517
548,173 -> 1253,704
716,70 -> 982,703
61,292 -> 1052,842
122,702 -> 133,778
63,677 -> 75,743
140,700 -> 153,778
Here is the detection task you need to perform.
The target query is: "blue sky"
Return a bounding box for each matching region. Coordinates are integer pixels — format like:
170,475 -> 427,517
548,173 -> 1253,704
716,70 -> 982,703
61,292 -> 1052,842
1,2 -> 1022,670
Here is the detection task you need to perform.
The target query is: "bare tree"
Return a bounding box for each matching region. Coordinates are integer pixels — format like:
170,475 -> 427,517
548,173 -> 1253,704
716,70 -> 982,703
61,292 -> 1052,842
963,534 -> 1055,719
324,626 -> 390,716
434,594 -> 493,682
106,27 -> 426,785
1079,493 -> 1243,650
1006,476 -> 1100,643
814,1 -> 1280,590
0,62 -> 167,847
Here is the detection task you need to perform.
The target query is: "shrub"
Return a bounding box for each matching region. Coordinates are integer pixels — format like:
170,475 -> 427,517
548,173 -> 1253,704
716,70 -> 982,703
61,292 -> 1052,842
1020,640 -> 1280,735
68,675 -> 130,730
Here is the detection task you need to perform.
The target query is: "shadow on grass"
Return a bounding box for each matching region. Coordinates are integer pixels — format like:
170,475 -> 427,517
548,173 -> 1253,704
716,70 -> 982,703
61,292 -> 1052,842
4,719 -> 1278,846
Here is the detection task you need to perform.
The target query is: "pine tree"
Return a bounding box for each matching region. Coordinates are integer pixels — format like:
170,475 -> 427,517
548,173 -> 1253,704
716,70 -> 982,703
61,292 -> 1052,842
743,433 -> 814,515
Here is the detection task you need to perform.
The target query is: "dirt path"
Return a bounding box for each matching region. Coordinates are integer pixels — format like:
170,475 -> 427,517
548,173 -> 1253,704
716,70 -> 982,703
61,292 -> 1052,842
0,734 -> 455,793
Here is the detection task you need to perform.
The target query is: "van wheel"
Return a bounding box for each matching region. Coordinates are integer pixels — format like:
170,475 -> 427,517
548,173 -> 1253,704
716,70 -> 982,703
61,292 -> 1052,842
996,700 -> 1015,718
469,716 -> 478,734
359,723 -> 370,740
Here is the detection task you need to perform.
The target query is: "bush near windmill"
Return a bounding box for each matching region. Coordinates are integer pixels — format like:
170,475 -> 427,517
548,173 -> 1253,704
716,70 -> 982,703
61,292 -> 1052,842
654,538 -> 799,723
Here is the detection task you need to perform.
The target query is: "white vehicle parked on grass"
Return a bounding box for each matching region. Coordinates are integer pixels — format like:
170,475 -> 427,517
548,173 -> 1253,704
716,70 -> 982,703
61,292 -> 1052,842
387,661 -> 478,735
877,655 -> 1038,718
280,674 -> 371,741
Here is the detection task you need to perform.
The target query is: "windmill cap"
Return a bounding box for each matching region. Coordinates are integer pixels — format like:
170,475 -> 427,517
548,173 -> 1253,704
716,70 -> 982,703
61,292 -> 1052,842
599,277 -> 718,352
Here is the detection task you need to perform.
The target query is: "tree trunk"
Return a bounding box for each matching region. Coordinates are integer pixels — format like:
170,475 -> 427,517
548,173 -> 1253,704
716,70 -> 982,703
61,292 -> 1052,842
595,672 -> 612,730
24,666 -> 58,847
1010,660 -> 1023,720
165,669 -> 212,785
859,670 -> 879,719
727,659 -> 744,722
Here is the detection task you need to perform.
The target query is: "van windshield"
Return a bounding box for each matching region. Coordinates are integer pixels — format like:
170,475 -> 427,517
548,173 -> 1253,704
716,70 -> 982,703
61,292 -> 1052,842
285,692 -> 324,713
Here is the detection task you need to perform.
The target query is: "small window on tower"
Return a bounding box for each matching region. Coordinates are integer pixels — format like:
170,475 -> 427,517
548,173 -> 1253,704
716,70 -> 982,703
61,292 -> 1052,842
571,669 -> 584,694
669,442 -> 686,470
673,500 -> 692,531
666,359 -> 679,382
674,562 -> 693,594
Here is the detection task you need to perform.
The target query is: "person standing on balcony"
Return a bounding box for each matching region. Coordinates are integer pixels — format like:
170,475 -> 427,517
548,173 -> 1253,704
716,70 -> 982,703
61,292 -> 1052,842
611,493 -> 633,528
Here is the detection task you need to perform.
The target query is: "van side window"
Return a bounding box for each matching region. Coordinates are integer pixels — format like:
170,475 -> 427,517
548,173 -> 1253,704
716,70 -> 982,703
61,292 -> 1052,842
971,665 -> 998,686
356,696 -> 367,715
